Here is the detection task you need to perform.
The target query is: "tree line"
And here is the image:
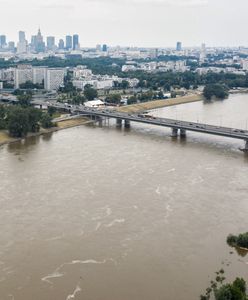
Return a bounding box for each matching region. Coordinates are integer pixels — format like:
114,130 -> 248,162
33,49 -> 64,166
0,93 -> 53,138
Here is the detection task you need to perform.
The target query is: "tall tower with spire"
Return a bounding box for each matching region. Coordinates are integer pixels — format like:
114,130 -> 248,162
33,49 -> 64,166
35,28 -> 45,53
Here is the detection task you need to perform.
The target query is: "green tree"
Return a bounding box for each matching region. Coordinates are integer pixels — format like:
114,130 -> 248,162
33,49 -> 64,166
0,105 -> 7,129
17,93 -> 33,107
121,80 -> 130,90
48,106 -> 57,116
105,94 -> 121,104
40,113 -> 53,128
84,86 -> 98,101
203,84 -> 229,100
27,107 -> 42,132
8,107 -> 30,137
227,232 -> 248,249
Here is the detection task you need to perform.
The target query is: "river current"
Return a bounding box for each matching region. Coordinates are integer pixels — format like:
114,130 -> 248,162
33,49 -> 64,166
0,94 -> 248,300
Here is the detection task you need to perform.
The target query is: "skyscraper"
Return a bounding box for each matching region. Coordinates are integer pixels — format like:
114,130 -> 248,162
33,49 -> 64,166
0,35 -> 7,48
8,41 -> 15,51
176,42 -> 182,51
58,39 -> 65,50
35,28 -> 45,53
102,44 -> 108,52
19,31 -> 26,43
200,43 -> 206,63
96,44 -> 101,51
72,34 -> 79,50
31,35 -> 37,48
66,35 -> 72,50
47,36 -> 55,51
17,31 -> 27,54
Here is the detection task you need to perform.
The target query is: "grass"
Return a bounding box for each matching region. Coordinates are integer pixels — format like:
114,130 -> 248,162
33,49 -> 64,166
116,94 -> 203,114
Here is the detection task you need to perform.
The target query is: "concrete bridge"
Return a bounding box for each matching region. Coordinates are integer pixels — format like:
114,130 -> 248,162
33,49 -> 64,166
36,101 -> 248,152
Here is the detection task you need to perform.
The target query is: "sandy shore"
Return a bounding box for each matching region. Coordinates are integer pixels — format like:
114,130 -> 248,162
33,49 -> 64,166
0,117 -> 92,147
117,94 -> 203,113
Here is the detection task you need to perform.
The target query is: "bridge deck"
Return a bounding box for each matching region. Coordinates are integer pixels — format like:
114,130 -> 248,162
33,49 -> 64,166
41,102 -> 248,141
76,108 -> 248,141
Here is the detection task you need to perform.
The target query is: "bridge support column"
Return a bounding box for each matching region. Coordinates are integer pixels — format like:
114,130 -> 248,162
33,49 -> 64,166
244,140 -> 248,151
180,129 -> 186,138
98,116 -> 103,127
116,118 -> 123,128
124,120 -> 131,128
171,128 -> 178,137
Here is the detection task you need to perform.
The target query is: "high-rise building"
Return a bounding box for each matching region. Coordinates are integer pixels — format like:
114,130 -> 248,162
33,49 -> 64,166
35,28 -> 45,53
14,65 -> 33,89
17,31 -> 27,54
176,42 -> 182,51
19,31 -> 26,43
8,41 -> 15,51
200,43 -> 206,63
31,35 -> 37,51
102,44 -> 108,52
96,44 -> 101,51
47,36 -> 55,51
33,67 -> 47,85
73,34 -> 79,50
58,39 -> 65,50
44,68 -> 65,91
66,35 -> 72,50
0,35 -> 7,48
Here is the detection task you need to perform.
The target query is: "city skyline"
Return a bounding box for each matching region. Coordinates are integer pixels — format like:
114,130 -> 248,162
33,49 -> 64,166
1,0 -> 248,47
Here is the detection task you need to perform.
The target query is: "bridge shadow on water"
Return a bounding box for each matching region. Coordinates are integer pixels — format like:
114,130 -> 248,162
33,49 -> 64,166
94,120 -> 248,161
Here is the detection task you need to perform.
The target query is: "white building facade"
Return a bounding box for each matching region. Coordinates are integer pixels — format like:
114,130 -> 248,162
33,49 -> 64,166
44,68 -> 65,91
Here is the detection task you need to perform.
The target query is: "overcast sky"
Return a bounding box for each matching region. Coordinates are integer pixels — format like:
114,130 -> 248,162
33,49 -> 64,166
0,0 -> 247,47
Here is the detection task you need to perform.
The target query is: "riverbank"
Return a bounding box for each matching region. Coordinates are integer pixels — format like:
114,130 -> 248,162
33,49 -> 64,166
116,93 -> 203,113
0,117 -> 92,147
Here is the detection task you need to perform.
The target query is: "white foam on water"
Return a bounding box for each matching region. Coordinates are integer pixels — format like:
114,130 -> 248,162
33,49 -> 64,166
164,204 -> 173,222
167,168 -> 176,173
45,234 -> 64,242
66,285 -> 82,300
155,186 -> 161,195
42,258 -> 113,285
70,259 -> 107,265
190,176 -> 204,185
105,219 -> 125,228
92,206 -> 112,221
41,271 -> 64,284
106,207 -> 112,216
95,222 -> 101,231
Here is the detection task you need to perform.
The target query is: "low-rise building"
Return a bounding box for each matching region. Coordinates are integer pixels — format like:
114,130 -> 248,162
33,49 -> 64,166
84,100 -> 105,108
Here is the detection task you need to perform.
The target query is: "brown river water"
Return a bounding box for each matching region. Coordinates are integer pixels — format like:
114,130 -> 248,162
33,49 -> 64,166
0,94 -> 248,300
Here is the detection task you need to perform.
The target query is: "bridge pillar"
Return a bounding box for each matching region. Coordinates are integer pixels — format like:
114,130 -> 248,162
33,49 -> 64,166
98,116 -> 103,127
180,129 -> 186,138
124,119 -> 131,128
116,118 -> 123,128
244,140 -> 248,150
171,128 -> 178,137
